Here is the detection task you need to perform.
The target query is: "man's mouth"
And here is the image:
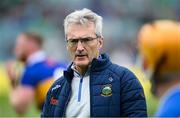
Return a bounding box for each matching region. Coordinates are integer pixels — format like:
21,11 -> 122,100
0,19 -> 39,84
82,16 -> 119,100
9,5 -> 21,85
75,54 -> 87,58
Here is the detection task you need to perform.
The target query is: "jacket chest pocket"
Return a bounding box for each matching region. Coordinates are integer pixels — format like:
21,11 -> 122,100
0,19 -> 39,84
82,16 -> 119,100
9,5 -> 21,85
92,84 -> 114,106
91,75 -> 120,106
91,83 -> 120,117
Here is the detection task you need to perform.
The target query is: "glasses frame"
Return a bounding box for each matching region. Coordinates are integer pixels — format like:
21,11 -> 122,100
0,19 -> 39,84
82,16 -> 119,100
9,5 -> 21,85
66,34 -> 100,48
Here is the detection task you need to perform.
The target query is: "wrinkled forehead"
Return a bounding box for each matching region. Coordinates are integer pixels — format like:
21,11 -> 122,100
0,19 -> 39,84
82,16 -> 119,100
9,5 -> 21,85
66,22 -> 96,39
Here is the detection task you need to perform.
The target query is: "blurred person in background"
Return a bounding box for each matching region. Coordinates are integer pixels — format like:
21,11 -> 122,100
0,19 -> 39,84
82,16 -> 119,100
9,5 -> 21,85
6,32 -> 65,115
42,8 -> 147,117
138,20 -> 180,117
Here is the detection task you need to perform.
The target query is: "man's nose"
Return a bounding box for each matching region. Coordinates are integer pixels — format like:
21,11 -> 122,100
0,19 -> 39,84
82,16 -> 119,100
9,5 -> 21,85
76,41 -> 84,51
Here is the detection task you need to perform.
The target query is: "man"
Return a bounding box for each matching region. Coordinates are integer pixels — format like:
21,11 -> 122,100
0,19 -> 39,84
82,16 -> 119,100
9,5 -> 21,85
6,32 -> 65,115
42,8 -> 147,117
138,20 -> 180,117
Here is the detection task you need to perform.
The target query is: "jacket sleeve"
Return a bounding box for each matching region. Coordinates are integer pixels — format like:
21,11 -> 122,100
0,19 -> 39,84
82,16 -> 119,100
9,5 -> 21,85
41,88 -> 52,117
41,77 -> 64,117
120,69 -> 147,117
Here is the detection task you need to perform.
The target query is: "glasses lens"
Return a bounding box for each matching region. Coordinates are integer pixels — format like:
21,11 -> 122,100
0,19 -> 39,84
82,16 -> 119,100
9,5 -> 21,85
67,36 -> 98,47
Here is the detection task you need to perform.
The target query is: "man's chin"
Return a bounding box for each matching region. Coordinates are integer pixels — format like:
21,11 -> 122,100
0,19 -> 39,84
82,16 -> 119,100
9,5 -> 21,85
74,61 -> 89,67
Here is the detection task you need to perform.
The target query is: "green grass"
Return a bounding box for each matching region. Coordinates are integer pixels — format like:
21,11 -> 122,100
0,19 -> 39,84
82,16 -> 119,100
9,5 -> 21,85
146,94 -> 159,117
0,63 -> 40,117
0,95 -> 40,117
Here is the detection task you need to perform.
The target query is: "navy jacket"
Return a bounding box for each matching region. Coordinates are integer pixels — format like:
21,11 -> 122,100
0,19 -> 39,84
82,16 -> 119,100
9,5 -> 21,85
41,54 -> 147,117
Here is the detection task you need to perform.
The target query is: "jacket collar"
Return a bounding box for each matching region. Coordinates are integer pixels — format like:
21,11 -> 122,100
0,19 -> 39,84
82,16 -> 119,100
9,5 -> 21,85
63,53 -> 111,83
90,53 -> 111,72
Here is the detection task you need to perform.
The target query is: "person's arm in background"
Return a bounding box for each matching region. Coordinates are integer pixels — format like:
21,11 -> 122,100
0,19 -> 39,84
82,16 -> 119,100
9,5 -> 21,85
6,61 -> 35,116
6,61 -> 22,87
10,86 -> 34,115
120,69 -> 147,117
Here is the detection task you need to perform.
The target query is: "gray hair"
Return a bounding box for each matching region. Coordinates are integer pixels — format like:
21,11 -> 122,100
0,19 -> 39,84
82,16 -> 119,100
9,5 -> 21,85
64,8 -> 103,38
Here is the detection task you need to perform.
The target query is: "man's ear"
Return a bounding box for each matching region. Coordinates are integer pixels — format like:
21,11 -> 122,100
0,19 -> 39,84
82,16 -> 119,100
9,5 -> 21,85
98,37 -> 104,49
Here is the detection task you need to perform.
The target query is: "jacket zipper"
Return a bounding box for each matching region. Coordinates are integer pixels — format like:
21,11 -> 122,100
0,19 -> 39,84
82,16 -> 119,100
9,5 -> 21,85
89,71 -> 92,117
78,77 -> 83,102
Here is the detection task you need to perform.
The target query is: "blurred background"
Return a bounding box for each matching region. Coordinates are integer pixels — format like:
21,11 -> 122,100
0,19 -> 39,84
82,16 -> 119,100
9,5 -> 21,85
0,0 -> 179,116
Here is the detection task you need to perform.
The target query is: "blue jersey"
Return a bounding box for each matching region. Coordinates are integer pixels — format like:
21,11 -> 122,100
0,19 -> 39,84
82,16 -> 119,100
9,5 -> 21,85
20,59 -> 65,109
155,87 -> 180,117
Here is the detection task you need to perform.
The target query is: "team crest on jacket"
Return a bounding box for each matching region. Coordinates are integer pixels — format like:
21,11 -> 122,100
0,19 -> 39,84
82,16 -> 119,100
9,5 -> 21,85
101,84 -> 112,97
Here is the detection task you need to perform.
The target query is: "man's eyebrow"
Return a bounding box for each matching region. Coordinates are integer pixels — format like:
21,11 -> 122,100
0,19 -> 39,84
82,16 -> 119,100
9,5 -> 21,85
68,35 -> 94,39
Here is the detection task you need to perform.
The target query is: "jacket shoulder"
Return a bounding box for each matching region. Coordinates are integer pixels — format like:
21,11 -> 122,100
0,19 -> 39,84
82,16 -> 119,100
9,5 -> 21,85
108,63 -> 137,82
49,76 -> 66,92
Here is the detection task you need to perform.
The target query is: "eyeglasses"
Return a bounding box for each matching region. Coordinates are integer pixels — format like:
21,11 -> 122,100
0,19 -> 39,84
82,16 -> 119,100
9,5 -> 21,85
66,36 -> 99,47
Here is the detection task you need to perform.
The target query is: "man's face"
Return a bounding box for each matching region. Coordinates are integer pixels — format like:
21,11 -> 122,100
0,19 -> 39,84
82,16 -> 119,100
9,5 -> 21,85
15,34 -> 29,62
66,22 -> 103,68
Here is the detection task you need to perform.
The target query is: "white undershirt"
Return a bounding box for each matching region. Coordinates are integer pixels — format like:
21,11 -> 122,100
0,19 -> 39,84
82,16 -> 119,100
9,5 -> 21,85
27,50 -> 46,65
65,65 -> 90,117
